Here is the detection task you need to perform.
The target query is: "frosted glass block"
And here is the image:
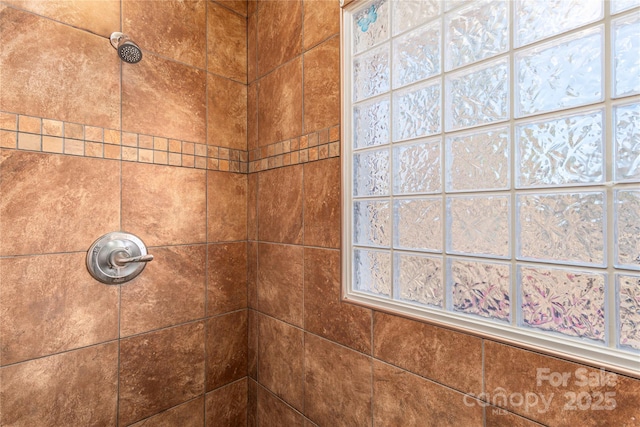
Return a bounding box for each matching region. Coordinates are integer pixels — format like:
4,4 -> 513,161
394,253 -> 443,307
354,249 -> 391,297
446,126 -> 509,192
445,0 -> 509,70
353,149 -> 390,197
617,274 -> 640,350
517,192 -> 605,266
515,0 -> 603,47
445,0 -> 473,12
446,58 -> 509,131
393,0 -> 440,35
516,109 -> 604,188
353,45 -> 390,102
353,98 -> 390,149
612,0 -> 640,15
614,102 -> 640,182
394,198 -> 442,251
615,190 -> 640,269
613,13 -> 640,98
449,258 -> 510,321
354,0 -> 390,54
354,200 -> 391,247
393,138 -> 441,194
393,21 -> 441,89
393,81 -> 441,141
447,196 -> 510,258
516,27 -> 603,117
519,265 -> 606,342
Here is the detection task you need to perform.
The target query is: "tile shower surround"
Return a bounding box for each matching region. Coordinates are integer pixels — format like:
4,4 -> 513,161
1,1 -> 639,427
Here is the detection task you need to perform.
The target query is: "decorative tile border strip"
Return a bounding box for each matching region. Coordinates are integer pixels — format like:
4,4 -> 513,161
248,125 -> 341,173
0,111 -> 341,174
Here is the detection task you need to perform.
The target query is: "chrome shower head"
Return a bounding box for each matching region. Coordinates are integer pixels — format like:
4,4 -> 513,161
110,32 -> 142,64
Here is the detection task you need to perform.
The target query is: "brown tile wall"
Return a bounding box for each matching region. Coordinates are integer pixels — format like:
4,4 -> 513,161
247,2 -> 640,427
0,1 -> 249,426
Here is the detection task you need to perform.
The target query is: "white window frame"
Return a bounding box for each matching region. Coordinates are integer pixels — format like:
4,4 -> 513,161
341,0 -> 640,377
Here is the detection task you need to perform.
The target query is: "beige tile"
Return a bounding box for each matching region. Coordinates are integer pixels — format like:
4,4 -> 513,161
257,243 -> 304,327
303,37 -> 340,133
0,253 -> 119,365
304,334 -> 372,426
373,311 -> 483,394
205,379 -> 248,426
303,0 -> 340,50
130,398 -> 205,427
303,157 -> 341,248
0,151 -> 120,256
122,162 -> 206,246
258,57 -> 303,146
258,314 -> 304,411
304,248 -> 371,353
122,52 -> 206,143
0,343 -> 118,426
207,242 -> 247,315
205,310 -> 248,390
123,0 -> 206,68
18,115 -> 41,133
2,0 -> 120,37
257,385 -> 304,427
0,6 -> 120,129
17,132 -> 40,151
119,322 -> 206,426
207,171 -> 247,242
207,2 -> 247,82
120,245 -> 206,337
373,361 -> 483,426
207,74 -> 247,150
257,165 -> 303,244
257,0 -> 302,75
484,340 -> 640,426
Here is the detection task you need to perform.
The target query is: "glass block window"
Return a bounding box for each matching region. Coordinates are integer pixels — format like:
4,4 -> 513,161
342,0 -> 640,374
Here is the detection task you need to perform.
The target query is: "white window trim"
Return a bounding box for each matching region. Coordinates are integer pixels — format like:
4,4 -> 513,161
340,0 -> 640,378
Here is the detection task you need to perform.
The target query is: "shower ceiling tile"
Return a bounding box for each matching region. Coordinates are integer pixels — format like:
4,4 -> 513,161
257,165 -> 303,244
120,245 -> 206,337
2,0 -> 119,38
303,0 -> 340,50
207,2 -> 247,83
207,242 -> 248,316
373,361 -> 483,426
258,57 -> 303,147
0,343 -> 118,427
123,0 -> 206,69
207,74 -> 247,150
119,322 -> 206,426
303,37 -> 340,134
122,53 -> 206,144
0,6 -> 120,129
257,0 -> 302,75
207,171 -> 247,242
122,162 -> 206,246
304,248 -> 372,353
0,151 -> 120,256
0,253 -> 119,365
257,243 -> 304,326
257,314 -> 304,411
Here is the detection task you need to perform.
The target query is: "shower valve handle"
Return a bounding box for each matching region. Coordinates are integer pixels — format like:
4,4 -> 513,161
112,253 -> 154,266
